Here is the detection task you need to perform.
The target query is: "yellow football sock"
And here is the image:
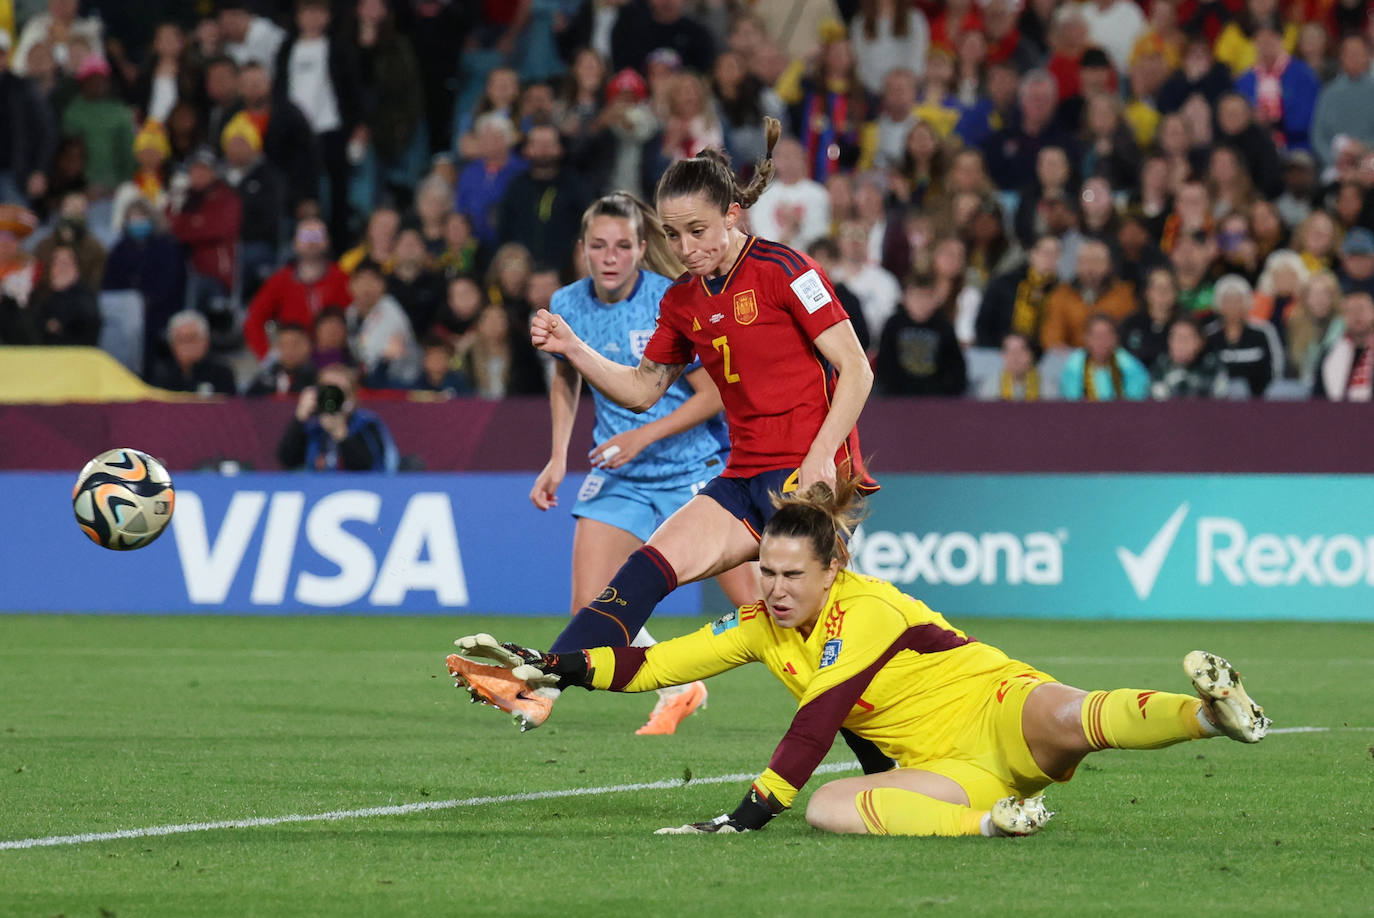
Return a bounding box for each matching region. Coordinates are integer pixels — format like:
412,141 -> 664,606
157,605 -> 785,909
855,788 -> 986,837
1080,689 -> 1210,751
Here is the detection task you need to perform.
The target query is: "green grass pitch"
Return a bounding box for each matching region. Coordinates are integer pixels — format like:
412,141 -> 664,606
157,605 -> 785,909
1,614 -> 1371,917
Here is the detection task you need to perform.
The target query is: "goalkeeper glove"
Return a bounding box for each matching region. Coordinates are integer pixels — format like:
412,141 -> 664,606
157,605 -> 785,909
653,784 -> 781,835
527,647 -> 592,691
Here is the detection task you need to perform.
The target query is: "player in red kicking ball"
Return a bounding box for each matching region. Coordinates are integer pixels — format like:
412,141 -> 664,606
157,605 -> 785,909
451,119 -> 882,769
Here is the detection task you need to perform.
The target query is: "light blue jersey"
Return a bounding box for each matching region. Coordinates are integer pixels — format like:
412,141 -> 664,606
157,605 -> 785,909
551,270 -> 729,490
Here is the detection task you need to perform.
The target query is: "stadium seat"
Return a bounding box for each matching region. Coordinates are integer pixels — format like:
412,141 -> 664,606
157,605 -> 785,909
996,191 -> 1020,236
1038,348 -> 1071,391
1226,377 -> 1251,400
964,346 -> 1003,392
97,290 -> 146,376
1265,378 -> 1312,400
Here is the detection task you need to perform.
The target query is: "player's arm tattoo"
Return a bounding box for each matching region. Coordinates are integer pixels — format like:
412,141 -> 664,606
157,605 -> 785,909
638,358 -> 687,395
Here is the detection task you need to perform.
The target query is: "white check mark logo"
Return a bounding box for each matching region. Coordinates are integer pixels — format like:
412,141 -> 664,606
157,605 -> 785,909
1117,503 -> 1190,601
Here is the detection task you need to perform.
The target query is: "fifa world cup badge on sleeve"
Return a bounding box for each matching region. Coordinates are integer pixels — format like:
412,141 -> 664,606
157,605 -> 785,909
711,610 -> 740,635
819,638 -> 842,668
790,269 -> 833,314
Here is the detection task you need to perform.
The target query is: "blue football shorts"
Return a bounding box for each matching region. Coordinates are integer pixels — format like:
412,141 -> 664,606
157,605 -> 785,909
571,455 -> 725,542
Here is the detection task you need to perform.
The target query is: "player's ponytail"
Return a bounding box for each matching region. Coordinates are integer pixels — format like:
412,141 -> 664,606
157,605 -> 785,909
656,116 -> 782,214
737,117 -> 782,209
579,191 -> 685,279
763,468 -> 870,568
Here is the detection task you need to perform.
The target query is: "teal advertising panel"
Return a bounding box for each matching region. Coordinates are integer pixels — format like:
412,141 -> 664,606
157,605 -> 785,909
850,475 -> 1374,621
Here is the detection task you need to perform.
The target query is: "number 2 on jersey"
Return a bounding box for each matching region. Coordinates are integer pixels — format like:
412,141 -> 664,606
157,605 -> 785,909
711,335 -> 741,383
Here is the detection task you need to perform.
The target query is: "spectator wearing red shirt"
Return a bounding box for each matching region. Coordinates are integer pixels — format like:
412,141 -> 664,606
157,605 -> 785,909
169,146 -> 241,323
928,0 -> 983,52
983,0 -> 1041,73
1046,6 -> 1090,102
244,216 -> 351,358
1177,0 -> 1245,45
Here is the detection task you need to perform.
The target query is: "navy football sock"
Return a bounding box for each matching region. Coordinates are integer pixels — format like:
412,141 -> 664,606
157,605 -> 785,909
550,546 -> 678,652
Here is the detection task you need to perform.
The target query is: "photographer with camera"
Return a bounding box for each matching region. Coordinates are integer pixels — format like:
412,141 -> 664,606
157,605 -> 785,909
277,363 -> 399,472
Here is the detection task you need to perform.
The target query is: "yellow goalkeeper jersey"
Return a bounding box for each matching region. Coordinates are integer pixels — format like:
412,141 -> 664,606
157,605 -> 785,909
586,569 -> 1049,811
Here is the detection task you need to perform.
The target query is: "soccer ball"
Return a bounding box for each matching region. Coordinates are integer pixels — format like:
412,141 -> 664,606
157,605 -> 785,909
72,448 -> 176,551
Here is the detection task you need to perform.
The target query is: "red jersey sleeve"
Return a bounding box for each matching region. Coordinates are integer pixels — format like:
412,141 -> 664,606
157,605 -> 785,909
641,279 -> 696,366
764,246 -> 851,343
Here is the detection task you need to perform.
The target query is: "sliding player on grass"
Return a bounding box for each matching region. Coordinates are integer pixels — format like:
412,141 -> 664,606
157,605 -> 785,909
452,118 -> 880,754
449,476 -> 1271,837
531,192 -> 760,734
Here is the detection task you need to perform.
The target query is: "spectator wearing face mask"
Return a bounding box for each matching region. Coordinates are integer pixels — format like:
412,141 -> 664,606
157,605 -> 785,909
102,199 -> 185,370
111,120 -> 172,235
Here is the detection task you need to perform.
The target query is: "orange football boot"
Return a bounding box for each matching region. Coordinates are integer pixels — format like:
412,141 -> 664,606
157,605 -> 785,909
635,680 -> 708,735
446,654 -> 553,732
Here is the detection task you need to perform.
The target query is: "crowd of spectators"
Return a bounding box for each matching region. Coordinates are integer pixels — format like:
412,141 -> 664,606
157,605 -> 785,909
1,0 -> 1373,404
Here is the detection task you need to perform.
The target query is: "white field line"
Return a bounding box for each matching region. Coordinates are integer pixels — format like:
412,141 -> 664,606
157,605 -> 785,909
4,726 -> 1370,852
0,761 -> 860,852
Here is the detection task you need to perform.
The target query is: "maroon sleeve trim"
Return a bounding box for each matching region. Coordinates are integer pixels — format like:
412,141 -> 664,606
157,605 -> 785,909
606,646 -> 651,691
765,624 -> 973,791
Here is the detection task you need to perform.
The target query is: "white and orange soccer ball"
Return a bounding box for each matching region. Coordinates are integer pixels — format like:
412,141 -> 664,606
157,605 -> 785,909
72,448 -> 176,550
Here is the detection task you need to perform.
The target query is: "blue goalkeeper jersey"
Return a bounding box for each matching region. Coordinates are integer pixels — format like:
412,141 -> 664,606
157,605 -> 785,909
550,270 -> 729,488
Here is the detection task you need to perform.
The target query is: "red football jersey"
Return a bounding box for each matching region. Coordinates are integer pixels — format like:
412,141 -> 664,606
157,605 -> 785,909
643,236 -> 872,480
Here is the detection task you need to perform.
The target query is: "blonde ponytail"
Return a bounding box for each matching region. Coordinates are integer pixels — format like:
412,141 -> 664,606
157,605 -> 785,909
579,191 -> 685,279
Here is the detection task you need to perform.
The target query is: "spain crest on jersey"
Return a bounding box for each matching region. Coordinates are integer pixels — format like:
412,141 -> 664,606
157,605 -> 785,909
733,289 -> 758,325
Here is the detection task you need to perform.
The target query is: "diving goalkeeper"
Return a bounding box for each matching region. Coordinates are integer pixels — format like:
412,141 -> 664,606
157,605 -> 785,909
447,477 -> 1270,837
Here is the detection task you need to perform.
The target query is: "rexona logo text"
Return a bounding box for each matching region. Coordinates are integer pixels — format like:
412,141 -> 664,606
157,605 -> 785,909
170,490 -> 469,607
1199,517 -> 1374,589
1118,502 -> 1374,600
848,525 -> 1064,585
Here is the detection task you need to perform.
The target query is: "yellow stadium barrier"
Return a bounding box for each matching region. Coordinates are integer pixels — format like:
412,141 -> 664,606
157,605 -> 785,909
0,347 -> 213,404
